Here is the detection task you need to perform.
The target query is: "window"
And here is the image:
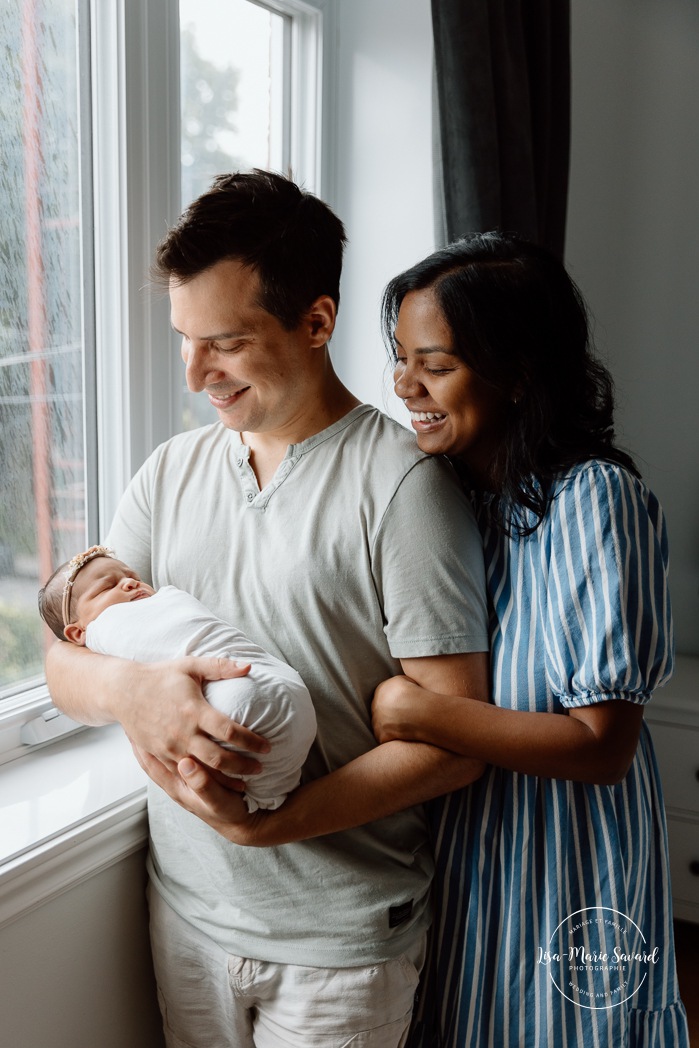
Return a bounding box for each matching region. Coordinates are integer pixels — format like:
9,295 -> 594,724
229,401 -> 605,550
181,0 -> 287,208
0,0 -> 94,697
0,0 -> 328,752
179,0 -> 325,429
180,0 -> 289,429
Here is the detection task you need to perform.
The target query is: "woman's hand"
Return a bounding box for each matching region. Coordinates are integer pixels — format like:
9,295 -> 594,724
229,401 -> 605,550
372,674 -> 430,744
131,746 -> 266,845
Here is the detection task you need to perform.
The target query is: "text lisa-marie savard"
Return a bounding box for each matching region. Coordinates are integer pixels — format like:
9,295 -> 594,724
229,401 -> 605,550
538,947 -> 660,967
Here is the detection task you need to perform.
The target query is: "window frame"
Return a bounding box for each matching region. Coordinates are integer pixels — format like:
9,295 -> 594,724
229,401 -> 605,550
0,0 -> 332,763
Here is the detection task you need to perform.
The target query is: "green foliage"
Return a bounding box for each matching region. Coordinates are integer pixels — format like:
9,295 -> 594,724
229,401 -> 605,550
0,602 -> 43,688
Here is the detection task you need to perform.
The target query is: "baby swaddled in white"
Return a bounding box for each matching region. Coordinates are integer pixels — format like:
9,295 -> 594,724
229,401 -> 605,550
87,586 -> 316,812
39,547 -> 316,814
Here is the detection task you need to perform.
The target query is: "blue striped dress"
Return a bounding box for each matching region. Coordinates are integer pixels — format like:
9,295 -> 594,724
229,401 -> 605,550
412,461 -> 689,1048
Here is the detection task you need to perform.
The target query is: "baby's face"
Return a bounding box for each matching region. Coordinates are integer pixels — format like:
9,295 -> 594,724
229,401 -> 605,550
70,558 -> 155,629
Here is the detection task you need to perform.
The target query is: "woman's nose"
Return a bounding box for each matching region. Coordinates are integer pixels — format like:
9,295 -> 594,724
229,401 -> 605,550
393,362 -> 423,399
121,577 -> 138,590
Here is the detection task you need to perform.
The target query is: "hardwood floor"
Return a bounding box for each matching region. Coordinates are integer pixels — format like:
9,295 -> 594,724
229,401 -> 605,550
675,920 -> 699,1045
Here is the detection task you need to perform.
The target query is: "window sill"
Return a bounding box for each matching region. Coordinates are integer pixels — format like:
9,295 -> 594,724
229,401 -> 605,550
0,724 -> 147,929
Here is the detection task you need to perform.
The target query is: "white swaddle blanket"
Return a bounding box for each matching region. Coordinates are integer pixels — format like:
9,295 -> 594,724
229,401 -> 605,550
86,586 -> 316,812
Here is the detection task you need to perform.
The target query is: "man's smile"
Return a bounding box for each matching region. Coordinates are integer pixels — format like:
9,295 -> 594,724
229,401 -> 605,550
207,386 -> 251,409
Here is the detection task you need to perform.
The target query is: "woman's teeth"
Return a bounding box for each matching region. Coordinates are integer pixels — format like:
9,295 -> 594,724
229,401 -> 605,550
410,411 -> 446,422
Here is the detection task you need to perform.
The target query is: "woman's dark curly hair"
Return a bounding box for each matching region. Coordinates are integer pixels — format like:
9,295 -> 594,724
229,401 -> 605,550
382,232 -> 638,534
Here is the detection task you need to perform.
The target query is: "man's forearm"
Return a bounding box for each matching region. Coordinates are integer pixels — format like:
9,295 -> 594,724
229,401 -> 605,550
46,642 -> 269,777
220,740 -> 485,847
45,640 -> 125,725
188,648 -> 492,846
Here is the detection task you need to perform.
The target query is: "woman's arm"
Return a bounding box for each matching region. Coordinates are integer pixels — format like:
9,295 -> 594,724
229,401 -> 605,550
372,676 -> 644,786
45,640 -> 269,776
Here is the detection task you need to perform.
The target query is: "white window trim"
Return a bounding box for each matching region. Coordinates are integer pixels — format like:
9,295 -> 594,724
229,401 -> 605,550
93,0 -> 182,525
248,0 -> 336,201
0,0 -> 336,761
0,723 -> 148,929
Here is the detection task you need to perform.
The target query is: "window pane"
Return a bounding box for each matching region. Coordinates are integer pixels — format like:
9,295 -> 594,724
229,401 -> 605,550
0,0 -> 89,692
179,0 -> 287,430
180,0 -> 286,207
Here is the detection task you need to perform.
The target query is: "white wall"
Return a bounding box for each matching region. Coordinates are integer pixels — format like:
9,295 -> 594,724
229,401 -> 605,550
328,0 -> 435,418
329,0 -> 699,655
0,850 -> 164,1048
566,0 -> 699,654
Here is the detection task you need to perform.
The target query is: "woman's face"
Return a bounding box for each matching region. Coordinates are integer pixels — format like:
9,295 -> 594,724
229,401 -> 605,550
392,288 -> 508,480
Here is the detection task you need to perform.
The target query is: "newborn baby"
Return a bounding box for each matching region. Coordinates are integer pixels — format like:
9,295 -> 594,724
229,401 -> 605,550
39,546 -> 316,812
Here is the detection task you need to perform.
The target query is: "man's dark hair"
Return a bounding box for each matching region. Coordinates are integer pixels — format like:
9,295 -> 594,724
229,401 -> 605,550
382,231 -> 638,535
153,169 -> 347,331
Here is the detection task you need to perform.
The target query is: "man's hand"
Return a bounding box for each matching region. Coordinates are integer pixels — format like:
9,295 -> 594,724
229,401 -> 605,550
114,655 -> 270,777
47,640 -> 270,787
132,746 -> 263,845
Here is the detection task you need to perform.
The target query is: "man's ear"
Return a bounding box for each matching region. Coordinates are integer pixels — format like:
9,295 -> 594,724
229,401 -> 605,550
63,622 -> 87,646
306,295 -> 336,347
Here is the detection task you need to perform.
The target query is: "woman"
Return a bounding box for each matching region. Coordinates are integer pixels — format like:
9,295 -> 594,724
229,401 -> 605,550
372,232 -> 689,1047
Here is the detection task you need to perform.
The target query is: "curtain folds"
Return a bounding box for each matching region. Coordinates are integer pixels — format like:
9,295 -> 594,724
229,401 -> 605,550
431,0 -> 571,258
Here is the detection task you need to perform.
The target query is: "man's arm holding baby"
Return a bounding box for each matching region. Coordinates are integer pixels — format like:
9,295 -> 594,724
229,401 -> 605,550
44,453 -> 270,776
132,648 -> 489,843
45,641 -> 269,776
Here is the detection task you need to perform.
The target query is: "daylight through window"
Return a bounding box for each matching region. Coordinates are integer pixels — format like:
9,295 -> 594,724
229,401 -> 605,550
0,0 -> 92,695
179,0 -> 289,429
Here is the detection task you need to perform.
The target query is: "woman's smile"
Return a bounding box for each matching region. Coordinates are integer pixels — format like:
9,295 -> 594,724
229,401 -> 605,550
393,288 -> 508,481
408,408 -> 448,432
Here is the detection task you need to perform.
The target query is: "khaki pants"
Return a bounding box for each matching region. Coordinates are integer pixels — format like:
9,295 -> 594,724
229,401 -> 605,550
148,887 -> 426,1048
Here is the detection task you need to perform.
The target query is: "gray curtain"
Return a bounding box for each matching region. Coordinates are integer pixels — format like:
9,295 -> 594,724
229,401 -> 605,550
431,0 -> 571,258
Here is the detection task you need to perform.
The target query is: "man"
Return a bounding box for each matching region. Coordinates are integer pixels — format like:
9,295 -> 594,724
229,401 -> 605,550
47,170 -> 489,1047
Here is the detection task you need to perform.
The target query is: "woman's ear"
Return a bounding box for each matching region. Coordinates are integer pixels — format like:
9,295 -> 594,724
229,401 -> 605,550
63,622 -> 87,646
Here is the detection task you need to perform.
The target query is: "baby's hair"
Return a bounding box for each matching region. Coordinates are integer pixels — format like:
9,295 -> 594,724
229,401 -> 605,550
38,560 -> 73,640
38,546 -> 116,640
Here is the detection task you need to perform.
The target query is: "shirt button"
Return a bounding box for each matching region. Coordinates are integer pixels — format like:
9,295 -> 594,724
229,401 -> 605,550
246,493 -> 254,502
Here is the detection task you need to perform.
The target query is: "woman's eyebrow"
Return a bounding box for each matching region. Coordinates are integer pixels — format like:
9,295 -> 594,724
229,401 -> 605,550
394,335 -> 457,356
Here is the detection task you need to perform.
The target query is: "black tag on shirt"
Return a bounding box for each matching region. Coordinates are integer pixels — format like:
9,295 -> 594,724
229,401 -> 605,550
389,900 -> 414,928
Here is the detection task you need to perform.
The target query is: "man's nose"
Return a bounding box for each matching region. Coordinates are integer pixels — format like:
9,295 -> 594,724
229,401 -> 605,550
182,339 -> 224,392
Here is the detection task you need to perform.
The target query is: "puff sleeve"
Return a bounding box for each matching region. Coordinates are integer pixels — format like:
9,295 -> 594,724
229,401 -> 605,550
543,463 -> 673,707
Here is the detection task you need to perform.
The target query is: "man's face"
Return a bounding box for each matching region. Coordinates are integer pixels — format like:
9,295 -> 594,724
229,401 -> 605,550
170,258 -> 321,438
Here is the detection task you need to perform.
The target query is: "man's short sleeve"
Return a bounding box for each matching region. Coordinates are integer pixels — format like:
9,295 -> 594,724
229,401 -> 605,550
104,453 -> 157,586
372,456 -> 489,660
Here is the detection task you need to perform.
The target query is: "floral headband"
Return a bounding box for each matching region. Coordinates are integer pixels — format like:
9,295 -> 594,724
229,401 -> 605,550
61,545 -> 116,628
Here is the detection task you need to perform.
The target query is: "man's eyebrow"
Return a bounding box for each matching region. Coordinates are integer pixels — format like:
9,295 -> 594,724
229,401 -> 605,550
170,324 -> 250,341
394,335 -> 458,356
